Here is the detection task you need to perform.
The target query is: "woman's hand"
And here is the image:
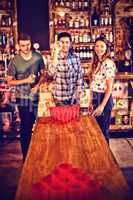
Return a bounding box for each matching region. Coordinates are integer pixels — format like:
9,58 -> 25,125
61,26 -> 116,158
92,104 -> 104,117
31,85 -> 39,94
88,104 -> 93,115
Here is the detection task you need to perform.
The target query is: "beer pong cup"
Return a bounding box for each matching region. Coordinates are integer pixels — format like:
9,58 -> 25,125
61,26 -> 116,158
67,180 -> 86,200
61,107 -> 67,123
86,179 -> 102,200
69,167 -> 89,182
42,174 -> 59,186
32,181 -> 49,200
54,163 -> 72,174
48,180 -> 67,200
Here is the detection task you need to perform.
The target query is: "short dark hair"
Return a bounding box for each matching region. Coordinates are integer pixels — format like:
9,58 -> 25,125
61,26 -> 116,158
57,32 -> 72,42
18,33 -> 31,42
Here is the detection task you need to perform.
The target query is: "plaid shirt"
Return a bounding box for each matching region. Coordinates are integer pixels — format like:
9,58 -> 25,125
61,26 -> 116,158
49,51 -> 84,102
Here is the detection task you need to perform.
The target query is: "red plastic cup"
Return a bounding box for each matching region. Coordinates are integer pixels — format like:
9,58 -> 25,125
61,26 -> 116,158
42,174 -> 59,186
48,180 -> 67,200
69,167 -> 88,182
42,173 -> 67,200
72,105 -> 80,120
67,180 -> 85,200
31,181 -> 49,200
60,107 -> 66,123
54,163 -> 72,174
53,163 -> 74,183
86,179 -> 102,200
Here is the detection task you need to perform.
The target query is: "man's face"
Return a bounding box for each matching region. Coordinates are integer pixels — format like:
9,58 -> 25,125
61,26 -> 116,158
19,40 -> 31,55
59,37 -> 71,54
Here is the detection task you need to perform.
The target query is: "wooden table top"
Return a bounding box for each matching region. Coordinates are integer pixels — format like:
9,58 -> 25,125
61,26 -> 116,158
15,115 -> 130,200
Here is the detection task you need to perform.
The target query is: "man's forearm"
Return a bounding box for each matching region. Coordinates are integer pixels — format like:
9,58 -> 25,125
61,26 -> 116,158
7,78 -> 28,86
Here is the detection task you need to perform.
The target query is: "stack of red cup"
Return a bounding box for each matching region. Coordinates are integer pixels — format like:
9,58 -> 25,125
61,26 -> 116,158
49,105 -> 80,124
32,163 -> 102,200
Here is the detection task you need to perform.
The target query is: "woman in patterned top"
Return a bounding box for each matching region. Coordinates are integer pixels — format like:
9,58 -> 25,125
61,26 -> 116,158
89,36 -> 116,143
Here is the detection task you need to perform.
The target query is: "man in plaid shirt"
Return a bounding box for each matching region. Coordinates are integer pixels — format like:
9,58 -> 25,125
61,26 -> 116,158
49,32 -> 84,106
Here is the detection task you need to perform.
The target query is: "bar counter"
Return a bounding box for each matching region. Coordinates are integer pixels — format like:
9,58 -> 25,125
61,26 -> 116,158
15,115 -> 130,200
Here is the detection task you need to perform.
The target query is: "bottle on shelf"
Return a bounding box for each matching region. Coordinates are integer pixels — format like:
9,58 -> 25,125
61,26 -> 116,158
7,0 -> 13,10
83,0 -> 90,11
1,16 -> 6,27
91,7 -> 99,26
1,32 -> 7,49
65,0 -> 71,8
9,32 -> 15,50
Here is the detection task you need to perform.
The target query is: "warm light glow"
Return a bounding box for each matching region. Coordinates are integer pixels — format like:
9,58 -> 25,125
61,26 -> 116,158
53,6 -> 71,17
125,6 -> 133,16
58,11 -> 65,17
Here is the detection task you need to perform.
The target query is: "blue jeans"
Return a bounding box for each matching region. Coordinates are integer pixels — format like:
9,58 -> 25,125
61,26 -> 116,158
92,92 -> 114,142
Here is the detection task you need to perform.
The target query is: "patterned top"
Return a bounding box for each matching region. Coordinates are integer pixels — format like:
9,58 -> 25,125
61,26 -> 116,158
90,58 -> 116,93
49,51 -> 84,101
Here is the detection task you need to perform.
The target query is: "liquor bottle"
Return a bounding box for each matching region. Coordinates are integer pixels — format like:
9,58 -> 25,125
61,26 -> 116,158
7,15 -> 12,26
91,7 -> 99,26
1,16 -> 6,27
7,0 -> 13,10
110,45 -> 115,59
79,46 -> 84,60
83,47 -> 87,60
54,0 -> 60,6
83,0 -> 90,11
79,16 -> 85,28
65,0 -> 70,7
57,17 -> 62,27
9,32 -> 15,49
74,17 -> 80,29
109,31 -> 113,42
60,0 -> 65,7
79,33 -> 83,43
68,16 -> 73,28
78,0 -> 82,11
1,32 -> 7,48
104,0 -> 111,15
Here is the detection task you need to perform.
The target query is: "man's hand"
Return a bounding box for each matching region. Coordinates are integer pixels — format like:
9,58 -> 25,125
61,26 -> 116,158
51,35 -> 62,65
26,74 -> 36,84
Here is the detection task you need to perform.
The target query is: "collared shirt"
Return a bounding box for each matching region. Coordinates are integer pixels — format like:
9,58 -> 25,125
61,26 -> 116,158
49,51 -> 84,101
90,58 -> 116,93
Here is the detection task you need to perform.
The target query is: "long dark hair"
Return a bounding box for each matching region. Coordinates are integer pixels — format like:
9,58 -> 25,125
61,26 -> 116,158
89,36 -> 111,82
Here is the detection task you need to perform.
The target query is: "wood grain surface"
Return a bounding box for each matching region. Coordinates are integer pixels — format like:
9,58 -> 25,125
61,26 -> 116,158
15,115 -> 130,200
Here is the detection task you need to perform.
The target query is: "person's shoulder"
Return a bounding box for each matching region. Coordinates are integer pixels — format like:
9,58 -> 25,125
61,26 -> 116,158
70,51 -> 80,60
32,51 -> 43,59
104,58 -> 116,66
11,54 -> 20,61
9,54 -> 21,66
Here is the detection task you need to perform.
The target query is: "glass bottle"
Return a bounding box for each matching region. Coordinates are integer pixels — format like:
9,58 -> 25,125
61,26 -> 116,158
1,32 -> 7,48
91,7 -> 99,26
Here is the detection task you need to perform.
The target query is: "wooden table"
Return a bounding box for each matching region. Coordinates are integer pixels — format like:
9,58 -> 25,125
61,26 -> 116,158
15,115 -> 130,200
